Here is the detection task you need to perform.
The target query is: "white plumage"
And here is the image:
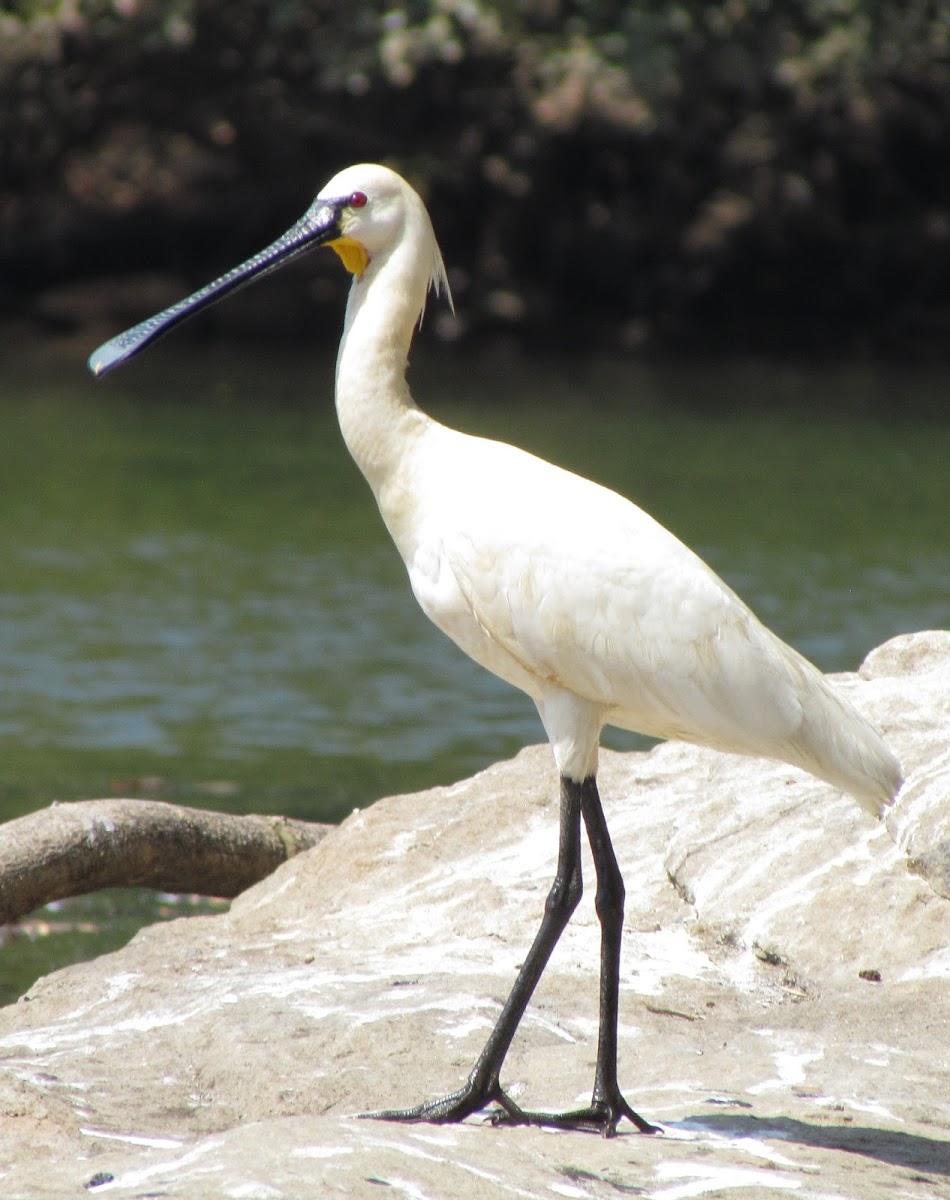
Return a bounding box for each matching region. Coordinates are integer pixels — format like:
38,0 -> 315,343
89,161 -> 903,1135
327,163 -> 901,814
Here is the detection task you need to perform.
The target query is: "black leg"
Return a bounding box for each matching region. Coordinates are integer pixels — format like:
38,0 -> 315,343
576,777 -> 657,1133
365,774 -> 584,1125
491,776 -> 657,1135
365,774 -> 658,1136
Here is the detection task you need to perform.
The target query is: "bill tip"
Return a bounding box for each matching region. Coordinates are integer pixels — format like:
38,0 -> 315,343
87,340 -> 124,377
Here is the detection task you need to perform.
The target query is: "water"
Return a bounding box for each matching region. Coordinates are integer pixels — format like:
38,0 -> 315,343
1,338 -> 947,1004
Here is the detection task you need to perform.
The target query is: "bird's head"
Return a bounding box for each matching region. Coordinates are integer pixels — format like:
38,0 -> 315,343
317,164 -> 409,278
87,162 -> 450,377
318,163 -> 452,322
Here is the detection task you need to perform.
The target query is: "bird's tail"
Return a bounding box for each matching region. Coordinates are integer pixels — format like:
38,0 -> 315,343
784,665 -> 903,818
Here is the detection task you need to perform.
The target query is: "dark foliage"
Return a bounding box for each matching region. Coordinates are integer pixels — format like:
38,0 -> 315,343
3,1 -> 950,356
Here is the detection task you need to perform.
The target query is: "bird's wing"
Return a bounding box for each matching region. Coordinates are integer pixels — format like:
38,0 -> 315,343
428,437 -> 809,754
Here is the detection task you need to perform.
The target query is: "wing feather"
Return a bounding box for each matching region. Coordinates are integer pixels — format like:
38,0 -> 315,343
412,434 -> 804,753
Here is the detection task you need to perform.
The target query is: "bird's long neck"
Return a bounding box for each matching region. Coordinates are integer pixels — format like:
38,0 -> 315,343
334,236 -> 431,501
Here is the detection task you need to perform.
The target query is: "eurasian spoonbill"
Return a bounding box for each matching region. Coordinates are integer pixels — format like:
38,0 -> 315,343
89,163 -> 903,1136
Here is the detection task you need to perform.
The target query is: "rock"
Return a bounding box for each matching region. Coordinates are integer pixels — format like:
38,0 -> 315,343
871,630 -> 950,900
0,632 -> 947,1197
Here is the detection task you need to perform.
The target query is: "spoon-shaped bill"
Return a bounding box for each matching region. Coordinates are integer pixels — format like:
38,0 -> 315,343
88,199 -> 342,376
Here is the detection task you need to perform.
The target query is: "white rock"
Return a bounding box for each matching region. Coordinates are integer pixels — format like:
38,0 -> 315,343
0,632 -> 947,1198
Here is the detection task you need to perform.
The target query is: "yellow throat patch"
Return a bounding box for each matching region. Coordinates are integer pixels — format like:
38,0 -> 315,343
329,237 -> 369,278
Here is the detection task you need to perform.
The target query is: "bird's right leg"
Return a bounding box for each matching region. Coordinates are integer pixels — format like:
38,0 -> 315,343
364,775 -> 584,1125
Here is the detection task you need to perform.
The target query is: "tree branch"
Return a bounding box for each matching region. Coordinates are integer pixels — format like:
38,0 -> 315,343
0,799 -> 332,924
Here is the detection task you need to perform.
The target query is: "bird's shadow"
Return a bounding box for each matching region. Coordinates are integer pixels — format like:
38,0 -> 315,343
671,1111 -> 950,1177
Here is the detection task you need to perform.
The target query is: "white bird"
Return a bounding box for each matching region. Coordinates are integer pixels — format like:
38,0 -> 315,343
89,163 -> 903,1137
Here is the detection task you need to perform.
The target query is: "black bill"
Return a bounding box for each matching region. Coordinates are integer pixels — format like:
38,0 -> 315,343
88,197 -> 342,377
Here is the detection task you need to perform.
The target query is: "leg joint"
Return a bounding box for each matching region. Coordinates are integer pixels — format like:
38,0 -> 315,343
593,871 -> 624,924
545,862 -> 583,918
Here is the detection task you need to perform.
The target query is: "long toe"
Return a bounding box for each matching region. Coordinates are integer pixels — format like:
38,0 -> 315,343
491,1097 -> 660,1137
361,1081 -> 503,1126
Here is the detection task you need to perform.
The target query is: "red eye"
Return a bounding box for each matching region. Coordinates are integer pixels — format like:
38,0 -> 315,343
348,191 -> 367,209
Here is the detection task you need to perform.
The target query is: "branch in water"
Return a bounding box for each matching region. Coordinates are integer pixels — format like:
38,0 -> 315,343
0,799 -> 331,924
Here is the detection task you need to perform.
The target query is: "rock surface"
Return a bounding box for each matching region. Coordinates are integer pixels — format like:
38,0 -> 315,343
0,631 -> 948,1198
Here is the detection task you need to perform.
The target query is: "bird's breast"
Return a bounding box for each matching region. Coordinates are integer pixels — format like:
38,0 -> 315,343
406,537 -> 547,701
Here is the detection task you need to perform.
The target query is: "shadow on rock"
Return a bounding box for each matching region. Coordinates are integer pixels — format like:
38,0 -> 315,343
679,1112 -> 950,1176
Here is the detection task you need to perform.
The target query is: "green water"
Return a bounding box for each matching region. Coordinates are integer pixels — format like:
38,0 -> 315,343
1,338 -> 947,1003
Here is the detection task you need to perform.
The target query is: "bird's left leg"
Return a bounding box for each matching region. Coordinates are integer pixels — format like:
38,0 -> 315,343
362,774 -> 585,1126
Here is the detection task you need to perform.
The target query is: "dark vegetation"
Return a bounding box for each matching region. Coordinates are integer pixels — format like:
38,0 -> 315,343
3,1 -> 950,356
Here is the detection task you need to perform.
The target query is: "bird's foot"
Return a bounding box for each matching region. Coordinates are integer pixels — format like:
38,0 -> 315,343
490,1093 -> 660,1138
360,1078 -> 513,1127
363,1083 -> 659,1138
